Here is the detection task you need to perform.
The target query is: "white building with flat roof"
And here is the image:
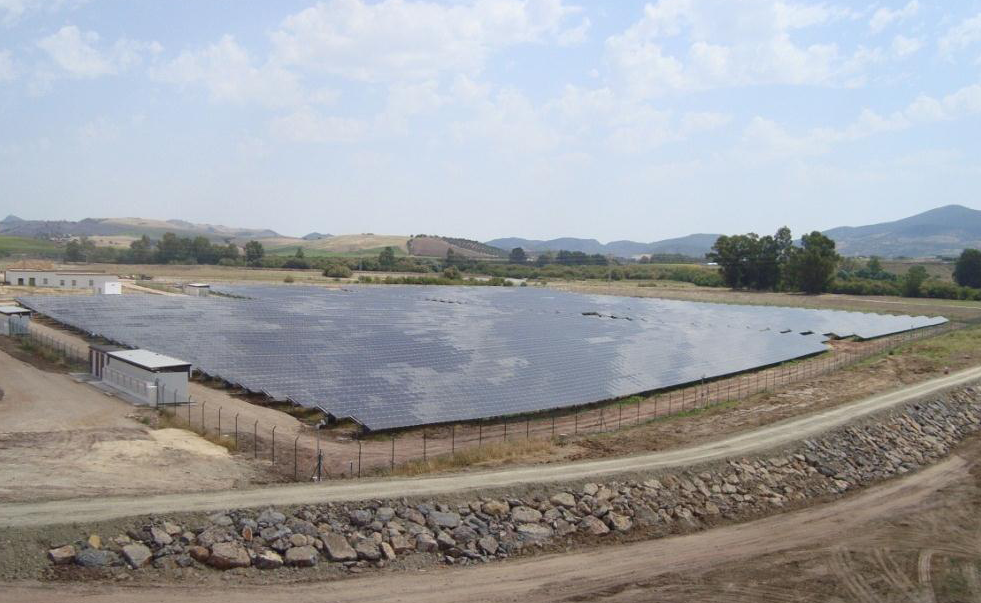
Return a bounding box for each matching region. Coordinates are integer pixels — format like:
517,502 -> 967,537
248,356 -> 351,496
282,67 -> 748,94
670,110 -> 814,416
0,306 -> 30,336
3,268 -> 119,292
184,283 -> 210,297
100,348 -> 191,405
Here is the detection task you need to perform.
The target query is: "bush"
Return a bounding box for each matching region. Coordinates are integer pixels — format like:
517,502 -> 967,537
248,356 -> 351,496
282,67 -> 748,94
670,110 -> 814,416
443,266 -> 461,279
283,275 -> 294,283
324,264 -> 353,278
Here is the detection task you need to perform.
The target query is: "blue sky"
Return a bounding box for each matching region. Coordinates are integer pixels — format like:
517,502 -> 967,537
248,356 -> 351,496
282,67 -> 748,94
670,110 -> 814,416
1,0 -> 980,242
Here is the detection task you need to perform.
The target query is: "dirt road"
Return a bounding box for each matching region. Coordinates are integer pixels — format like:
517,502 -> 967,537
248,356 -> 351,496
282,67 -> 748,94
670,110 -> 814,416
0,349 -> 260,503
1,442 -> 969,603
3,362 -> 979,528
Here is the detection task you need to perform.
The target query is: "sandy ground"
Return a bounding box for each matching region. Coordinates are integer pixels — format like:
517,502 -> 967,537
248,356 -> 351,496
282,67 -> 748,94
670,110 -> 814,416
0,348 -> 260,502
3,363 -> 979,528
2,437 -> 975,603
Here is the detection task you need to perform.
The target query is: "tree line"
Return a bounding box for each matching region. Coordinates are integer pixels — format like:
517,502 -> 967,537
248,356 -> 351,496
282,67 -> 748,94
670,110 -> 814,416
706,227 -> 840,294
64,234 -> 267,266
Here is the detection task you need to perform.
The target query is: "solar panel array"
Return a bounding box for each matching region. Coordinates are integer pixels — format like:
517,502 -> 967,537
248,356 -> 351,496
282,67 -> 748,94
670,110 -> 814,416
16,286 -> 947,430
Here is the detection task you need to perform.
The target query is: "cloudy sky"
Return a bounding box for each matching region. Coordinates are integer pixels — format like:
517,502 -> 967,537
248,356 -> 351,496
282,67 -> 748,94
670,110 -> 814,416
1,0 -> 979,242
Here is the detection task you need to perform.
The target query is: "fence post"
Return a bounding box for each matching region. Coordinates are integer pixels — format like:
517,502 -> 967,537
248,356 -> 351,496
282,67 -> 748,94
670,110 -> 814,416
201,401 -> 206,431
293,436 -> 299,481
391,435 -> 395,470
552,415 -> 556,438
253,420 -> 258,459
574,410 -> 578,434
187,397 -> 191,423
451,425 -> 456,453
358,441 -> 362,478
423,430 -> 427,461
271,426 -> 276,463
218,407 -> 222,436
526,419 -> 530,439
235,413 -> 239,448
503,418 -> 507,441
478,423 -> 482,447
618,404 -> 622,430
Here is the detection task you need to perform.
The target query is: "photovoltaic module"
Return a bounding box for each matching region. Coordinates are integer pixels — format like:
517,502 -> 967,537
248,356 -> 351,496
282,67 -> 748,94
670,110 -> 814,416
17,285 -> 947,430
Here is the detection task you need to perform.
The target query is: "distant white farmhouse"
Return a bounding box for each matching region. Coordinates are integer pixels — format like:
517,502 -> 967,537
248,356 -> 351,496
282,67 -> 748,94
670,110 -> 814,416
3,269 -> 120,293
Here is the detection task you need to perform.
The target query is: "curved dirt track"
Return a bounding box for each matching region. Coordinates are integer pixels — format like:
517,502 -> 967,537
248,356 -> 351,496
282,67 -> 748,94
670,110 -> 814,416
3,364 -> 979,529
1,447 -> 970,603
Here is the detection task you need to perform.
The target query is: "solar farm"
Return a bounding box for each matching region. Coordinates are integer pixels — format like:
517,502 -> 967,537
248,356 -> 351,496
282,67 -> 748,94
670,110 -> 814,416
16,285 -> 947,431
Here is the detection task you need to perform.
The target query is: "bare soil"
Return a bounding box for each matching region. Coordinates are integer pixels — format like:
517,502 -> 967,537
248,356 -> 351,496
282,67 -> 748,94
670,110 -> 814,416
0,348 -> 264,503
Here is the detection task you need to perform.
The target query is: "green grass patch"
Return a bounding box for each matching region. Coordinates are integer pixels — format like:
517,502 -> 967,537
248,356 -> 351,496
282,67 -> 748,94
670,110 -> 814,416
0,235 -> 61,258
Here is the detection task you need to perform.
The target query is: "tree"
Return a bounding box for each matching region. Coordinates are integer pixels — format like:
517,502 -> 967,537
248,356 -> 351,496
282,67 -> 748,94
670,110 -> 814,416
156,232 -> 182,264
442,266 -> 461,279
244,240 -> 265,266
866,256 -> 883,277
785,231 -> 840,294
64,239 -> 83,262
954,249 -> 981,288
378,246 -> 396,269
903,265 -> 928,297
509,247 -> 527,264
129,235 -> 153,263
324,264 -> 352,278
294,247 -> 305,259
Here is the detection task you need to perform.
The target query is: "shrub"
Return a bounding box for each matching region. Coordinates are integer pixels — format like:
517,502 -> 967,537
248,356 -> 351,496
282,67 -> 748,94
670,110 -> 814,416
324,264 -> 353,278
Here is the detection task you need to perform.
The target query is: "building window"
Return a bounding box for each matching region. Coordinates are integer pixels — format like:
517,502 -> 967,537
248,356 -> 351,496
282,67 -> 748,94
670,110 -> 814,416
43,278 -> 48,285
89,280 -> 94,286
60,280 -> 65,286
71,280 -> 77,287
17,278 -> 24,285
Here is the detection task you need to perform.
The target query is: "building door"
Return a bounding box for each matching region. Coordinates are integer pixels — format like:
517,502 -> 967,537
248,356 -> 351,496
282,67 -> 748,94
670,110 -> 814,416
28,278 -> 35,286
17,278 -> 23,285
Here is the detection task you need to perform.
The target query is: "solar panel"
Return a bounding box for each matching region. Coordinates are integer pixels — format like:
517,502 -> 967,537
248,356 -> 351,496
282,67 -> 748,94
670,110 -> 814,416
16,285 -> 947,430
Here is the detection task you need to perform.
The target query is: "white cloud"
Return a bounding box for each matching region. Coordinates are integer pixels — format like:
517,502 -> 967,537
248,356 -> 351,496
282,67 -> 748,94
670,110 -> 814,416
891,34 -> 922,58
939,13 -> 981,56
869,1 -> 918,34
0,0 -> 85,27
36,25 -> 160,78
0,49 -> 15,81
153,35 -> 323,108
605,0 -> 868,96
270,0 -> 587,82
269,107 -> 368,143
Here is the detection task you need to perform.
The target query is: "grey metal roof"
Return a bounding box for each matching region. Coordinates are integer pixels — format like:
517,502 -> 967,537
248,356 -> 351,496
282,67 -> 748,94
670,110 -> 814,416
107,349 -> 191,370
0,306 -> 30,315
16,285 -> 947,430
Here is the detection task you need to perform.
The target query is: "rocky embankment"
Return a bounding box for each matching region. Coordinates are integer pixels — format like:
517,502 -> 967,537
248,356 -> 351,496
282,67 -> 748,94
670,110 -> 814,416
46,390 -> 981,576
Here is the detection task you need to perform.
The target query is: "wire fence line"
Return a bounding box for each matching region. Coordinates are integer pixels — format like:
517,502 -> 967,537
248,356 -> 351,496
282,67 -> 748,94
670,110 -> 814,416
15,326 -> 88,367
149,323 -> 954,483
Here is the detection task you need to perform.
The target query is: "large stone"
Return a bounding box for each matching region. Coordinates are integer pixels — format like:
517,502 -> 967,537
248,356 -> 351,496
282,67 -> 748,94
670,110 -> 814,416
582,483 -> 599,496
122,543 -> 152,569
75,548 -> 114,568
48,545 -> 75,565
481,500 -> 510,517
390,534 -> 411,553
257,509 -> 286,526
188,546 -> 210,562
349,509 -> 373,526
321,532 -> 357,562
511,506 -> 543,524
380,542 -> 397,561
415,533 -> 438,553
354,540 -> 381,561
254,549 -> 283,570
436,531 -> 456,551
451,525 -> 478,543
87,534 -> 102,549
477,535 -> 498,555
163,521 -> 182,535
517,523 -> 553,541
208,542 -> 251,570
607,513 -> 633,532
150,526 -> 173,546
428,511 -> 461,530
285,545 -> 319,567
376,507 -> 396,522
549,492 -> 576,508
579,516 -> 610,536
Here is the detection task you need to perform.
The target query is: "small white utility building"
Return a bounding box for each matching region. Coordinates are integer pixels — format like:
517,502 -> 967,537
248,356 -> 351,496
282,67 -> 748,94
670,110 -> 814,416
0,306 -> 30,336
184,283 -> 210,297
3,269 -> 120,292
97,281 -> 122,295
99,348 -> 192,405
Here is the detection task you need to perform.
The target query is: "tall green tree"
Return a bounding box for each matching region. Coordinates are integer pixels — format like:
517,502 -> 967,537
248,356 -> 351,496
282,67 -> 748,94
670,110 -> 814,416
509,247 -> 527,264
244,240 -> 265,266
128,235 -> 153,263
378,246 -> 396,269
902,265 -> 928,297
785,231 -> 840,294
64,239 -> 83,262
954,249 -> 981,288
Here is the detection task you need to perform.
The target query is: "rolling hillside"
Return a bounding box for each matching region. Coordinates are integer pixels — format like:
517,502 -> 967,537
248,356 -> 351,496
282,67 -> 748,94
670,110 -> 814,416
485,233 -> 723,258
823,205 -> 981,257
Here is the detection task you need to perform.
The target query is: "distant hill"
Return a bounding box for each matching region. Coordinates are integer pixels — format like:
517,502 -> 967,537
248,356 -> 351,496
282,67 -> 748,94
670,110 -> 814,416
302,232 -> 332,241
0,216 -> 281,243
485,233 -> 723,259
823,205 -> 981,257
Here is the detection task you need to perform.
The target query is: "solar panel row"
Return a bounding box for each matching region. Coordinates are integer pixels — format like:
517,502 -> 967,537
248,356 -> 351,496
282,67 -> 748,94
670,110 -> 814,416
16,285 -> 947,430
